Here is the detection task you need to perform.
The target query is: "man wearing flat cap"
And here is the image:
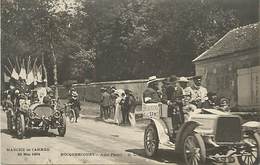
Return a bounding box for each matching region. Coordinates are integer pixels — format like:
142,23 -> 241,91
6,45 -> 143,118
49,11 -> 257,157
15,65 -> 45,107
190,75 -> 208,107
143,76 -> 161,103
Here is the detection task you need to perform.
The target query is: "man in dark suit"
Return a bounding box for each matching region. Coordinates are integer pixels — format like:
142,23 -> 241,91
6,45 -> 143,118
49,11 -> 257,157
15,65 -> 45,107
125,89 -> 137,126
161,75 -> 184,140
100,87 -> 110,120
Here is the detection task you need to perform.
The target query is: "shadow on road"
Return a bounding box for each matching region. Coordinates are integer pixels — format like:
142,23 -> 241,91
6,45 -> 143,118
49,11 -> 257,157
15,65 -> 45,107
126,148 -> 185,164
1,128 -> 58,139
1,129 -> 15,137
24,130 -> 57,139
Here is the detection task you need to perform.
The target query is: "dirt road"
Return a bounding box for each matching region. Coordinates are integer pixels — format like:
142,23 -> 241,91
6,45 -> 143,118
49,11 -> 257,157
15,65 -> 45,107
1,110 -> 182,164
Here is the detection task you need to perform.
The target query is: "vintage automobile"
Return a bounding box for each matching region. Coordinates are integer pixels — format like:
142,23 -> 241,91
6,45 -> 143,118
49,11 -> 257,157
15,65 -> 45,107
15,91 -> 66,139
143,103 -> 260,165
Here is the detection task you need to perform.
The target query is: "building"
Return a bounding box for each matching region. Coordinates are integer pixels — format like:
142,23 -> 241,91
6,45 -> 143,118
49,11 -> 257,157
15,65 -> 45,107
193,23 -> 260,110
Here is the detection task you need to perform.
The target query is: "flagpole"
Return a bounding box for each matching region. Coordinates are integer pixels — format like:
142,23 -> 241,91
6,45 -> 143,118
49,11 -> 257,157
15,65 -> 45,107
16,56 -> 21,72
4,65 -> 11,75
32,57 -> 38,69
7,58 -> 14,70
27,56 -> 31,73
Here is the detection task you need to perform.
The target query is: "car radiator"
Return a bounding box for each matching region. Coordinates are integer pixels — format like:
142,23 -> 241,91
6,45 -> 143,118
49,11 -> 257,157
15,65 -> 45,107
215,116 -> 242,143
33,105 -> 53,118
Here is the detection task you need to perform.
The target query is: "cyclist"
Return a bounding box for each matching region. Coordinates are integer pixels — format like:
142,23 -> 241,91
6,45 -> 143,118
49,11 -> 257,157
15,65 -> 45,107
67,91 -> 81,123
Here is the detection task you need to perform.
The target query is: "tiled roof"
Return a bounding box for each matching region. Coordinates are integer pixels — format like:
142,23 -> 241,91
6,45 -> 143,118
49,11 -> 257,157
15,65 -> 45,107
193,22 -> 260,62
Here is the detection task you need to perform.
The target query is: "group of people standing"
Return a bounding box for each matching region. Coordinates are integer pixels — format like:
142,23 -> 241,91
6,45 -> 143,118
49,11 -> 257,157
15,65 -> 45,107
100,87 -> 137,126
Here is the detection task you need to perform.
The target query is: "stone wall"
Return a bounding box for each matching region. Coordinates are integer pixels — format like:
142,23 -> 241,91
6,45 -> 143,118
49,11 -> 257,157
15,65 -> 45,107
58,79 -> 164,104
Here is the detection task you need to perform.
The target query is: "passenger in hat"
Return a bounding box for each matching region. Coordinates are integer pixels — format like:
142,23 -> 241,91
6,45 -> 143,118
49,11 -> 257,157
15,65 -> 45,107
162,75 -> 183,105
161,78 -> 170,100
35,84 -> 47,104
202,92 -> 218,109
160,75 -> 184,141
31,90 -> 39,103
218,97 -> 230,112
190,75 -> 208,107
143,76 -> 161,103
178,77 -> 193,97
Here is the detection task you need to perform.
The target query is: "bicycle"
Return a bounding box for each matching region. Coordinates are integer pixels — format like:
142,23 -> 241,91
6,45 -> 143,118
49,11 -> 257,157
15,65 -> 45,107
64,103 -> 76,123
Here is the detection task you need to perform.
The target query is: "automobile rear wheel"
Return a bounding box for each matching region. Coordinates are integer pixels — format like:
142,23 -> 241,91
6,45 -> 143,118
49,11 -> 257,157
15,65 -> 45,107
238,132 -> 260,165
58,114 -> 66,137
43,125 -> 49,134
6,111 -> 13,131
144,123 -> 159,157
183,133 -> 206,165
16,114 -> 25,139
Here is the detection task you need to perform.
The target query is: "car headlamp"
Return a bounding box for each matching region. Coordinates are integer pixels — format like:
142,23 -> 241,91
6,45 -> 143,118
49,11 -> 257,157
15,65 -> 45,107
53,111 -> 61,118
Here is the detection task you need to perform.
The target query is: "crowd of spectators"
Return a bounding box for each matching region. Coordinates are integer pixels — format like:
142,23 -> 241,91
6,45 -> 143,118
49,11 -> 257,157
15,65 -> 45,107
100,86 -> 137,126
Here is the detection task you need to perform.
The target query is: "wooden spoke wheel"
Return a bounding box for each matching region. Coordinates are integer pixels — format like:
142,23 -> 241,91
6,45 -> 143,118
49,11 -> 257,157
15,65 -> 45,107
144,123 -> 159,157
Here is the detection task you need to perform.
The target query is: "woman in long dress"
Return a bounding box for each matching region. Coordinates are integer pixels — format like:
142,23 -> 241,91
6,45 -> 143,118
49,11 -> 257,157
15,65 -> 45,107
114,89 -> 125,125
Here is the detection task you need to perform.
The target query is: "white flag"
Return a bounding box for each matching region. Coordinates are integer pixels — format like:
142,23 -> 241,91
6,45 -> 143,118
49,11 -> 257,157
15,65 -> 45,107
11,68 -> 19,80
37,65 -> 42,82
19,65 -> 26,80
26,70 -> 34,85
4,72 -> 10,82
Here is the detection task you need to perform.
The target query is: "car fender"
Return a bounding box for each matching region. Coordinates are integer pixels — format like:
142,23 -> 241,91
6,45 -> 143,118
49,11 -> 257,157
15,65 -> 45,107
242,121 -> 260,133
175,120 -> 201,153
148,118 -> 169,144
242,121 -> 260,128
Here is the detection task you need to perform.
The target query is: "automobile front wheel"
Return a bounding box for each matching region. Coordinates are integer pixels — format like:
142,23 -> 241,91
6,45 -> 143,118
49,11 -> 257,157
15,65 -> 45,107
58,114 -> 66,137
144,123 -> 159,157
16,114 -> 25,139
238,132 -> 260,165
183,133 -> 206,165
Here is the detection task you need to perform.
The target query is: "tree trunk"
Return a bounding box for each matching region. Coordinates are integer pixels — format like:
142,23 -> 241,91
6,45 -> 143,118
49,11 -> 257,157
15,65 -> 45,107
50,42 -> 58,100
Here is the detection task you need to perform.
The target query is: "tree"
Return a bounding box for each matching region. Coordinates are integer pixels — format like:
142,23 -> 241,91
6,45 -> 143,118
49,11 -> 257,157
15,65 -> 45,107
2,0 -> 258,84
1,0 -> 96,92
